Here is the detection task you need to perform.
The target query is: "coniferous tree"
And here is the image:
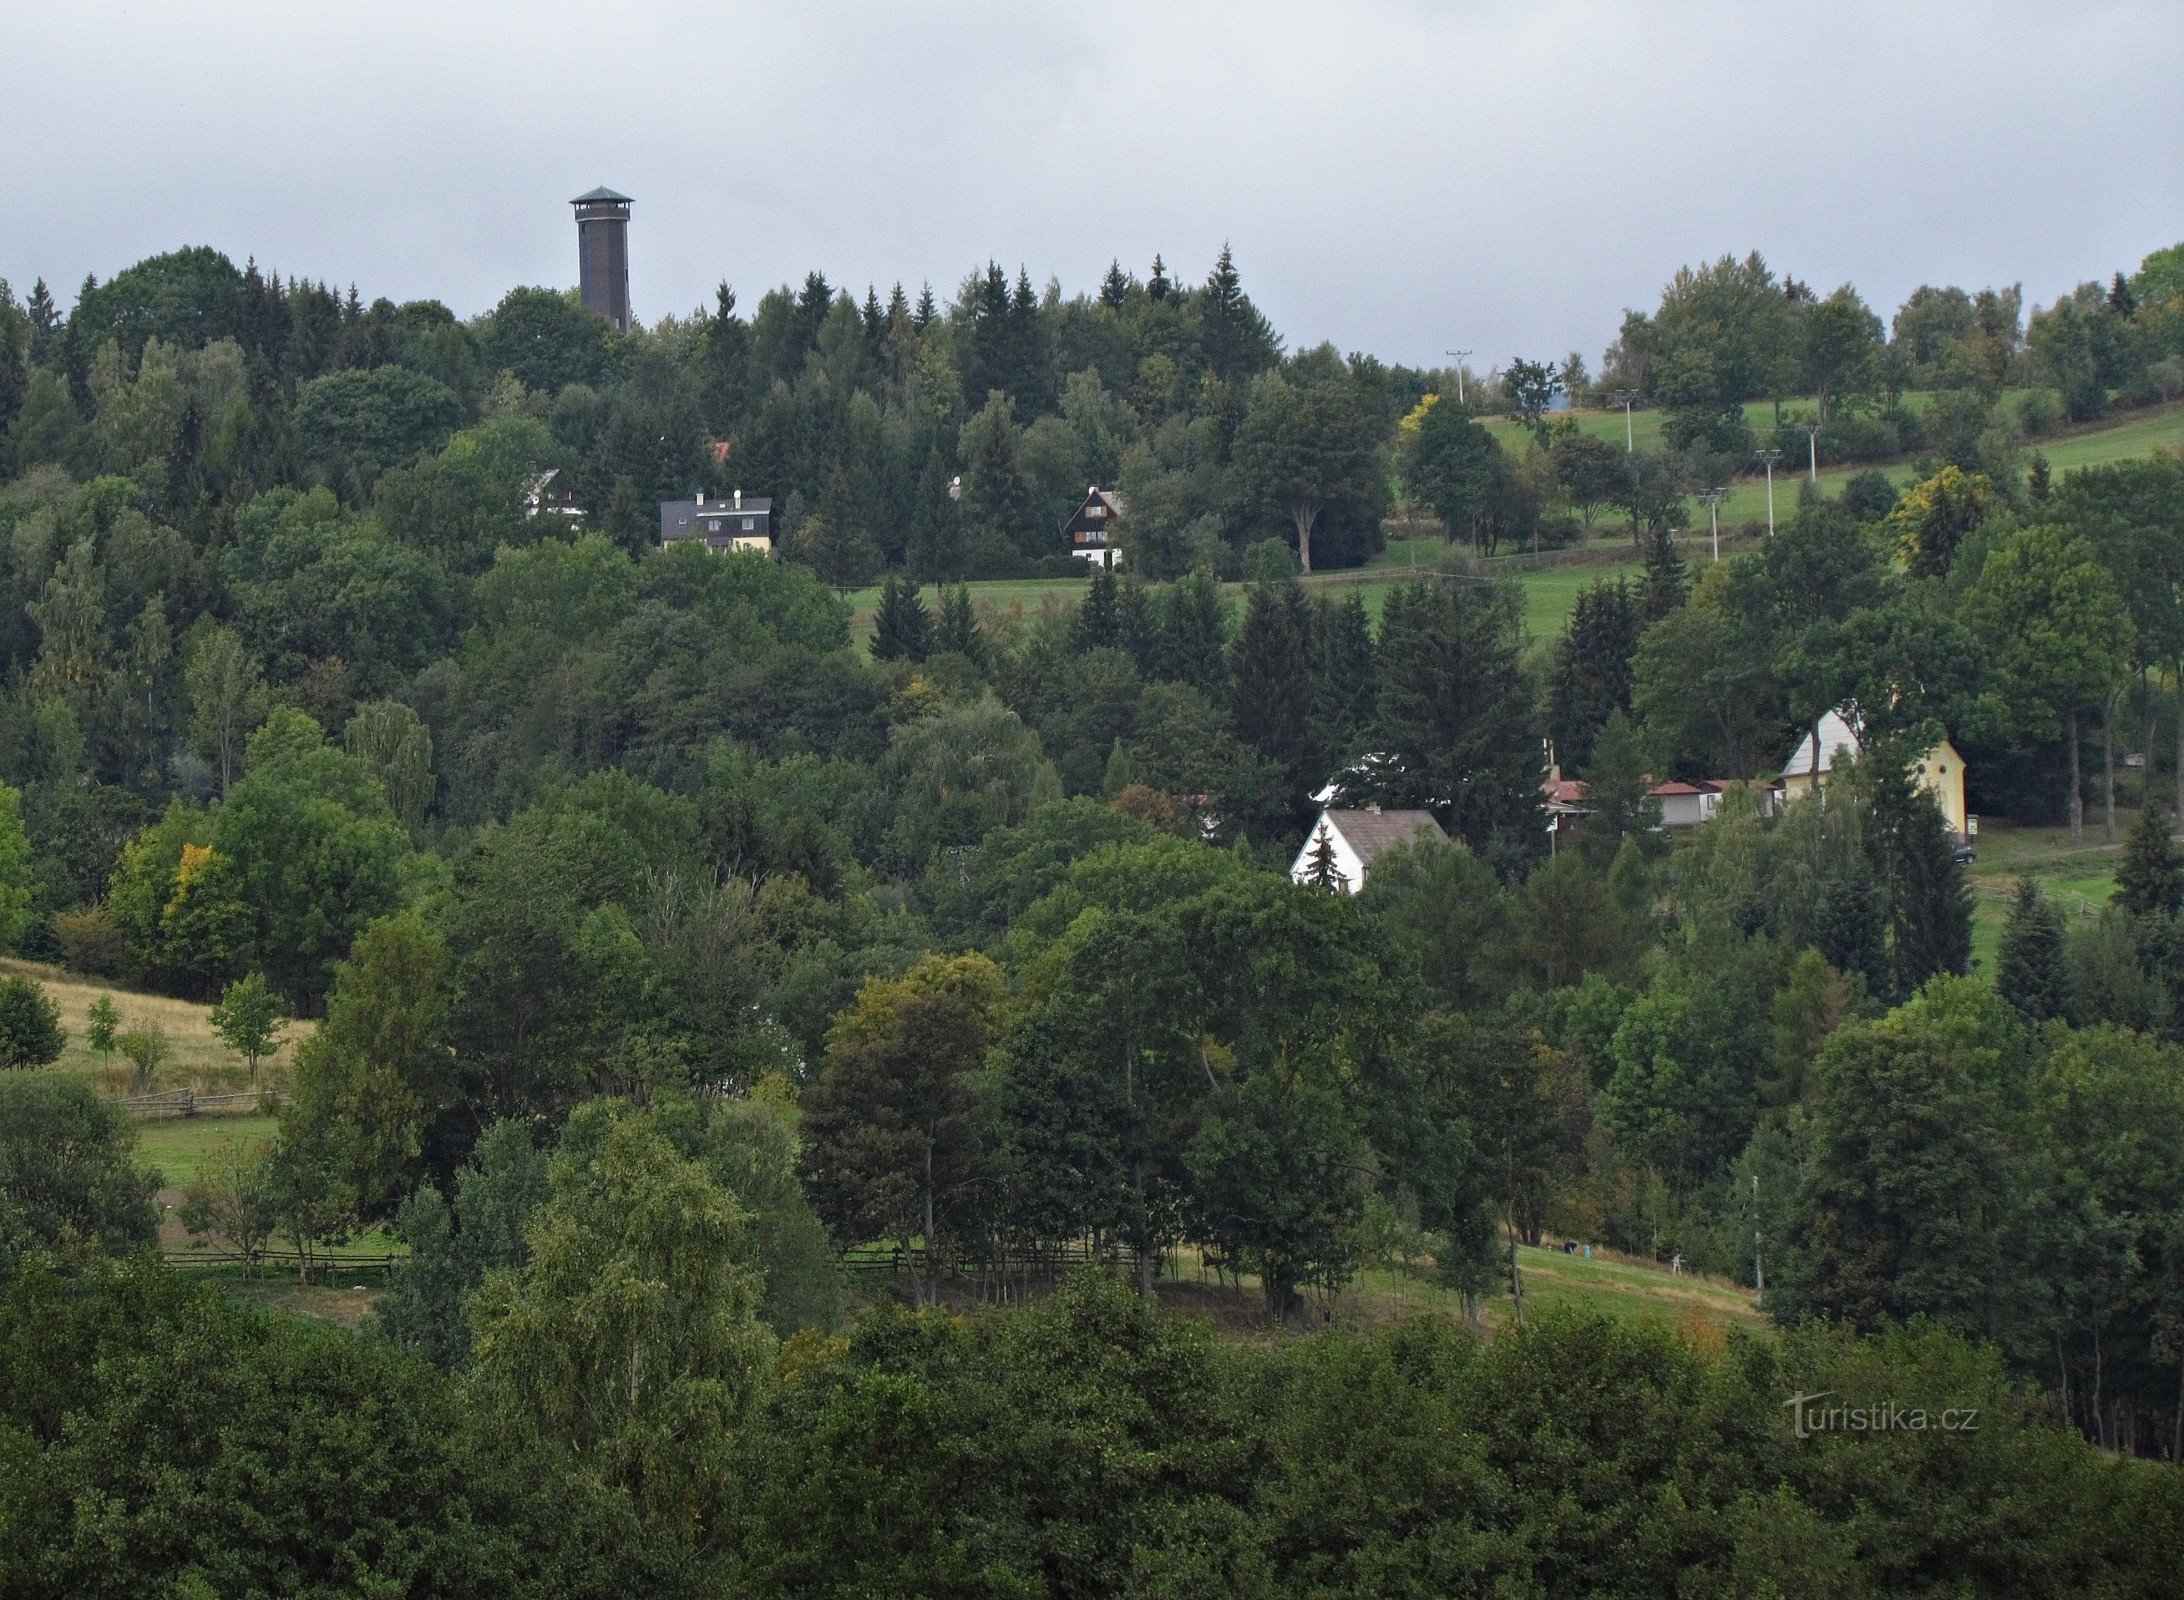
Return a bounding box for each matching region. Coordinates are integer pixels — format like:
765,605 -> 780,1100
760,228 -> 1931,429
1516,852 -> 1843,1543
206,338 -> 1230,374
1116,579 -> 1157,672
1868,763 -> 1973,996
1152,570 -> 1230,699
793,469 -> 881,593
935,584 -> 986,668
912,282 -> 937,331
871,575 -> 932,663
1548,577 -> 1641,770
1098,260 -> 1131,312
1229,575 -> 1321,834
1375,579 -> 1538,856
1146,255 -> 1172,301
1198,244 -> 1278,384
1072,565 -> 1121,653
2115,802 -> 2184,920
1997,878 -> 2069,1021
1638,525 -> 1689,622
1311,593 -> 1377,766
1301,823 -> 1344,890
908,445 -> 963,581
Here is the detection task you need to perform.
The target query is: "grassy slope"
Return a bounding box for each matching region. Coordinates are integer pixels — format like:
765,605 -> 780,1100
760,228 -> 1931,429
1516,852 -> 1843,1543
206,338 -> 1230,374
1,958 -> 306,1097
846,402 -> 2183,654
1963,815 -> 2127,975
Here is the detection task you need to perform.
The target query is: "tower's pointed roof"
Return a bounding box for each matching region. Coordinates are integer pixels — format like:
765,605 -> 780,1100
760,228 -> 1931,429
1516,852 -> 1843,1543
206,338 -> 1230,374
571,186 -> 632,205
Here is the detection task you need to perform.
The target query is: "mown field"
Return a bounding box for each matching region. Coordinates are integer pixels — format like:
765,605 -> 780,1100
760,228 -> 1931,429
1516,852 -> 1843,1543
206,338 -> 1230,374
1963,814 -> 2129,974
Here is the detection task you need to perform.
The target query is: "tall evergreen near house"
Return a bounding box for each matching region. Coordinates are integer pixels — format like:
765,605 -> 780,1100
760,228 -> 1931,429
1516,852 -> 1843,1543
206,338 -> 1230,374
1375,579 -> 1538,856
1301,825 -> 1343,890
1867,762 -> 1973,996
871,576 -> 932,663
1548,577 -> 1641,770
1229,575 -> 1321,834
2115,802 -> 2184,920
1997,878 -> 2068,1021
1311,594 -> 1377,767
1072,565 -> 1121,653
1638,526 -> 1689,622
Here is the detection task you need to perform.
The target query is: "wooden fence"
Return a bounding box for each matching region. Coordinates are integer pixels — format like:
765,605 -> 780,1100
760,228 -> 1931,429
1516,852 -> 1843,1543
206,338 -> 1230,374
123,1087 -> 286,1118
162,1246 -> 400,1275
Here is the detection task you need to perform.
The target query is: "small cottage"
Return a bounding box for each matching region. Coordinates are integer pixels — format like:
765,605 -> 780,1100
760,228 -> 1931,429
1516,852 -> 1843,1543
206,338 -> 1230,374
1063,487 -> 1128,569
1289,806 -> 1449,894
1780,707 -> 1968,836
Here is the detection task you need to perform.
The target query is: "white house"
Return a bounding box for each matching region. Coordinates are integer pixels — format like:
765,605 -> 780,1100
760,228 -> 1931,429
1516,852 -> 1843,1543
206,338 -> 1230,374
1781,706 -> 1969,836
1289,805 -> 1449,894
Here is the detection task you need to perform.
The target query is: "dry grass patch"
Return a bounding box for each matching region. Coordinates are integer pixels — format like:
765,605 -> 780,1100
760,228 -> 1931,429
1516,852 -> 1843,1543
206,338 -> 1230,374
0,958 -> 308,1096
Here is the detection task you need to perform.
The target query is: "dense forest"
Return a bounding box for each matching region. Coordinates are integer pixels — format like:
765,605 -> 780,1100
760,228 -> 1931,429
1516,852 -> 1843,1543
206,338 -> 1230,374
5,238 -> 2184,1593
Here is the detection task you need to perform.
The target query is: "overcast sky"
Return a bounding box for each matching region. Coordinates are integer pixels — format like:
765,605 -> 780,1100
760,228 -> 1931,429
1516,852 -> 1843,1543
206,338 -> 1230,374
6,2 -> 2179,369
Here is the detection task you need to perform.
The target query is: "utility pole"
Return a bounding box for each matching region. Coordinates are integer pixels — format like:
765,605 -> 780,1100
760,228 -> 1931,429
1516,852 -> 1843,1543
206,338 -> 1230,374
1445,349 -> 1473,406
1800,422 -> 1823,483
1700,486 -> 1727,561
1754,448 -> 1782,536
1752,1171 -> 1764,1305
1610,388 -> 1639,452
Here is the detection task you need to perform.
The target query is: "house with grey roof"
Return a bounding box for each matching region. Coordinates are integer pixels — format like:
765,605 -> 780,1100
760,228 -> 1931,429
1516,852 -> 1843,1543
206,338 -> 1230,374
659,488 -> 773,554
1289,805 -> 1450,894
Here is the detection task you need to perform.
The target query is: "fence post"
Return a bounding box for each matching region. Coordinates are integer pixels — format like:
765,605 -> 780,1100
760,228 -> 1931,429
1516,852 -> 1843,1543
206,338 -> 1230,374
179,1087 -> 194,1117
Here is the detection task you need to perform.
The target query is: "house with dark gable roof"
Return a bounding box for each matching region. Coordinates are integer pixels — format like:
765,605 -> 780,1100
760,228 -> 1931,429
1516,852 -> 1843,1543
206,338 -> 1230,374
1063,486 -> 1128,569
659,488 -> 773,554
1289,805 -> 1450,894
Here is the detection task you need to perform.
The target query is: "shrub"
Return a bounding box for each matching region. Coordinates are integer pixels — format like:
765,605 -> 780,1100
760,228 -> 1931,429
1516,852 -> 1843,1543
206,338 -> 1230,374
114,1023 -> 172,1095
2016,387 -> 2063,438
50,905 -> 126,976
0,976 -> 65,1069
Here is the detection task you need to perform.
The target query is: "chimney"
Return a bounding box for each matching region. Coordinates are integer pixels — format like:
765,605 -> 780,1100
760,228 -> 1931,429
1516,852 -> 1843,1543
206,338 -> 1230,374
733,487 -> 743,510
1367,802 -> 1381,814
696,490 -> 705,506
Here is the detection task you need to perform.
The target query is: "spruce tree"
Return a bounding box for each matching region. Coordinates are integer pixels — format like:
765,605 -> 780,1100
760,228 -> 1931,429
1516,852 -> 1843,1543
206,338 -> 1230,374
1116,580 -> 1157,672
1301,824 -> 1345,890
1311,593 -> 1378,765
1099,260 -> 1131,312
1147,255 -> 1172,301
1152,570 -> 1230,699
1073,565 -> 1121,652
935,585 -> 986,668
2116,802 -> 2184,920
1868,762 -> 1973,997
872,575 -> 933,663
1637,525 -> 1689,622
1198,244 -> 1276,383
1997,878 -> 2068,1021
1547,577 -> 1640,770
909,446 -> 962,581
1229,575 -> 1321,834
913,282 -> 938,332
793,469 -> 881,593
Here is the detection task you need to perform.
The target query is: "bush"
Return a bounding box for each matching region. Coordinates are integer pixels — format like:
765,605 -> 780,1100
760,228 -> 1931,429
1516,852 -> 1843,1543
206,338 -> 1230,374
0,976 -> 65,1069
114,1023 -> 172,1094
1838,469 -> 1901,522
49,905 -> 125,976
1810,408 -> 1902,464
2016,387 -> 2064,438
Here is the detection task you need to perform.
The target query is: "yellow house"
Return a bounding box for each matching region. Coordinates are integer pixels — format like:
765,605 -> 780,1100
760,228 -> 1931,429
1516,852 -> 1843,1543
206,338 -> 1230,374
1780,708 -> 1969,837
